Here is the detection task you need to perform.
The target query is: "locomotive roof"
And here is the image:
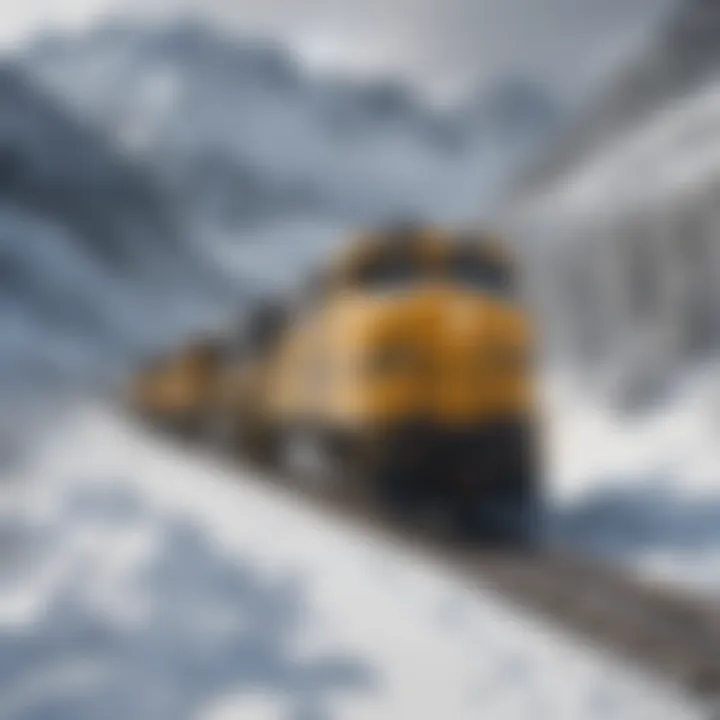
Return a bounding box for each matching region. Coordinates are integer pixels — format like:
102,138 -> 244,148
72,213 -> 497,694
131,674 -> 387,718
330,226 -> 513,275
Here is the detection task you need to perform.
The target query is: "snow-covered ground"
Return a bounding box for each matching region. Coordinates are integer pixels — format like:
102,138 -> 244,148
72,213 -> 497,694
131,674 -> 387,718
0,402 -> 710,719
546,367 -> 720,597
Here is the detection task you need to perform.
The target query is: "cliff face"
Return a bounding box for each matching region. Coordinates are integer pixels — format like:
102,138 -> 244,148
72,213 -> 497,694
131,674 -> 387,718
510,0 -> 720,202
502,1 -> 720,410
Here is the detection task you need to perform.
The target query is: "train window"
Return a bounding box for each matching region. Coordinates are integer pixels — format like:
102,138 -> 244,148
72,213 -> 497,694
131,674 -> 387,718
446,248 -> 515,298
350,248 -> 422,291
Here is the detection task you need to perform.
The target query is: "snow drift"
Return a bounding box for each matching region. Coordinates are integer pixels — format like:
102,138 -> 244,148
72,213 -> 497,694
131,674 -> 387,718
0,403 -> 705,720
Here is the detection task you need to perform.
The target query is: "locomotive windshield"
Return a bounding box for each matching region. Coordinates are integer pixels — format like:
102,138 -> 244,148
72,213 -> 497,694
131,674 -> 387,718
350,245 -> 423,291
339,230 -> 516,298
446,246 -> 515,298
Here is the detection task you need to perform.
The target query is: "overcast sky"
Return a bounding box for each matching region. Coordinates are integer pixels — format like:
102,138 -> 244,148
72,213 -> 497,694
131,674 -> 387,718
1,0 -> 678,101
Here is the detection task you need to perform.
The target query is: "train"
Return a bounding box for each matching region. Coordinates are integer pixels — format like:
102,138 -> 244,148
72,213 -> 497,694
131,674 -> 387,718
130,226 -> 541,545
128,336 -> 225,436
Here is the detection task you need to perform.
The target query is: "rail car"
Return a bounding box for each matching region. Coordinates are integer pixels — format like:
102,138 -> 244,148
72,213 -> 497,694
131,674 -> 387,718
217,227 -> 541,544
129,336 -> 225,436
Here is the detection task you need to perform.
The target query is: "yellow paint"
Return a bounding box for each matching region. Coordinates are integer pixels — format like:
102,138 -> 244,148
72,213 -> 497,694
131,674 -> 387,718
261,229 -> 535,432
129,340 -> 221,422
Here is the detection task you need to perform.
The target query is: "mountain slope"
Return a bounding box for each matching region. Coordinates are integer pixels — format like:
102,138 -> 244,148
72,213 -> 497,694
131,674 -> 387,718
21,20 -> 559,233
509,0 -> 719,202
0,22 -> 560,388
0,66 -> 231,387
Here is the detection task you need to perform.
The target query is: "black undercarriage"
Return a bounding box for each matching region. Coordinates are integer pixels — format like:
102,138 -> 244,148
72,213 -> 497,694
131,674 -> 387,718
353,418 -> 541,546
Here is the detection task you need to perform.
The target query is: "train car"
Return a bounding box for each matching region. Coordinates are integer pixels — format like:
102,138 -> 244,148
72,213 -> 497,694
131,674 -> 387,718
129,336 -> 225,437
223,226 -> 540,544
207,300 -> 290,460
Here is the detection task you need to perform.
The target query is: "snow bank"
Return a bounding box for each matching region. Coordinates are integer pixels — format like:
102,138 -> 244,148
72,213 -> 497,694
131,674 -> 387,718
0,403 -> 706,719
546,368 -> 720,597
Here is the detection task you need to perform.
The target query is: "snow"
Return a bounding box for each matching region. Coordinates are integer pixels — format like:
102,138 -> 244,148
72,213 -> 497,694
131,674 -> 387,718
522,79 -> 720,220
200,217 -> 354,293
545,368 -> 720,597
21,22 -> 556,233
0,402 -> 708,719
0,200 -> 236,391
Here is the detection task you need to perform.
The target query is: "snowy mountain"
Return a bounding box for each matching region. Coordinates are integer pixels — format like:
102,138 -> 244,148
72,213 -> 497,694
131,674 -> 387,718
497,0 -> 720,412
511,0 -> 720,201
0,66 -> 234,389
0,67 -> 172,269
0,20 -> 560,389
20,21 -> 559,234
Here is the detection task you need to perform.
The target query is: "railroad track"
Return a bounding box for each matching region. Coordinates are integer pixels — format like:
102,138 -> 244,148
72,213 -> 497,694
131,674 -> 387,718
269,478 -> 720,708
152,420 -> 720,714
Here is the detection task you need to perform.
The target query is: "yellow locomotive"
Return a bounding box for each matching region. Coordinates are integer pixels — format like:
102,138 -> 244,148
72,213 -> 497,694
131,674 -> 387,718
221,226 -> 540,543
